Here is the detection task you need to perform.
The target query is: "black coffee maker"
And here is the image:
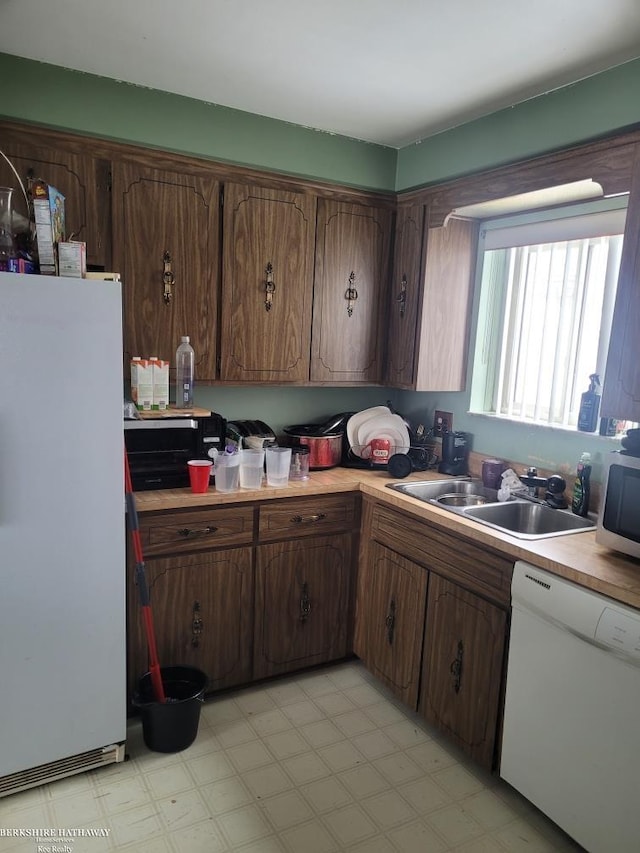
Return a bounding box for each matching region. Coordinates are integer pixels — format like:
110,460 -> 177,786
438,431 -> 469,475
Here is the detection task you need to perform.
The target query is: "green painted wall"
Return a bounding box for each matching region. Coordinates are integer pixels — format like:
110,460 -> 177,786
0,53 -> 401,440
397,198 -> 635,487
2,52 -> 638,194
2,51 -> 637,484
395,64 -> 640,488
0,53 -> 396,191
0,53 -> 640,191
396,57 -> 640,190
398,388 -> 617,490
194,386 -> 400,439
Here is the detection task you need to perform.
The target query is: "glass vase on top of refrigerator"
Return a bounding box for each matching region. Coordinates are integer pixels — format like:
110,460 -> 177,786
0,271 -> 126,796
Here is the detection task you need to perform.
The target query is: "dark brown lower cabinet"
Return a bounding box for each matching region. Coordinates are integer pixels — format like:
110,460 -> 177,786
356,497 -> 512,771
127,546 -> 253,699
353,540 -> 428,707
127,496 -> 358,703
125,491 -> 508,772
253,533 -> 352,679
419,573 -> 507,770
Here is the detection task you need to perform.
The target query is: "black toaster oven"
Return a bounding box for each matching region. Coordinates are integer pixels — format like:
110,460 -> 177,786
124,413 -> 226,491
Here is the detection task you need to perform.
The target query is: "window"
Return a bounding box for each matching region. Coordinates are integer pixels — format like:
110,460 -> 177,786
470,199 -> 627,429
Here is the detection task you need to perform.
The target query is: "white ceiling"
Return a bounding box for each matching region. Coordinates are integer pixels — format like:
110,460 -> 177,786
2,0 -> 640,148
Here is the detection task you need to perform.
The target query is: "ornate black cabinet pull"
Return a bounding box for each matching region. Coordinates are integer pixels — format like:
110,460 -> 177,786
345,271 -> 358,317
299,581 -> 311,622
265,261 -> 276,311
162,251 -> 175,304
191,600 -> 203,647
450,640 -> 464,693
396,274 -> 407,317
385,598 -> 396,645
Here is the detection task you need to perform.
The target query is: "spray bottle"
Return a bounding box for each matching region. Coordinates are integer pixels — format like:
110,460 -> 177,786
577,374 -> 601,433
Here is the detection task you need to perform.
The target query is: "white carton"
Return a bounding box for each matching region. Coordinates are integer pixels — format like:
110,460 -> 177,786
151,357 -> 169,411
58,241 -> 86,278
130,357 -> 141,404
131,357 -> 153,411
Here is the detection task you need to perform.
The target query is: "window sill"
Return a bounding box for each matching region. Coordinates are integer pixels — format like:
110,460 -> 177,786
466,410 -> 628,442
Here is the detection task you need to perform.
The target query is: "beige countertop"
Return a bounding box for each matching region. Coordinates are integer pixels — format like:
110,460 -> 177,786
132,467 -> 640,610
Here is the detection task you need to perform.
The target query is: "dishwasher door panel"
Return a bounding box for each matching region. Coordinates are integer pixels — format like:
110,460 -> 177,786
501,570 -> 640,853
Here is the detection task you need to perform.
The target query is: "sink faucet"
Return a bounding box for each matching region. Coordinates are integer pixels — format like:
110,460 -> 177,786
518,467 -> 549,499
518,468 -> 568,508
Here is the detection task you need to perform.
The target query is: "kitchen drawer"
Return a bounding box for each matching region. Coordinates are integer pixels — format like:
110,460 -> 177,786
259,494 -> 358,541
369,502 -> 512,606
139,506 -> 255,556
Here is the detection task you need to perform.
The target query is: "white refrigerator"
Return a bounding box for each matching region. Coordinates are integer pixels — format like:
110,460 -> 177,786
0,271 -> 126,796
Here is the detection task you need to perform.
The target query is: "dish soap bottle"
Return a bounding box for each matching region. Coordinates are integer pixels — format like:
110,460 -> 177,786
175,335 -> 194,409
571,452 -> 592,517
577,374 -> 601,432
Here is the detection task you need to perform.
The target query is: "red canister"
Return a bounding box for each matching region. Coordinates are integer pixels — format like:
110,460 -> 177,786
282,425 -> 344,469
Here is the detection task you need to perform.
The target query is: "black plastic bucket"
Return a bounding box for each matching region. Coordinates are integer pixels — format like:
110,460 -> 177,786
134,666 -> 208,753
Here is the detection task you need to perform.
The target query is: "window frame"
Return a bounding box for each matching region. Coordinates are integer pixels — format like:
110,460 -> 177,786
469,196 -> 628,429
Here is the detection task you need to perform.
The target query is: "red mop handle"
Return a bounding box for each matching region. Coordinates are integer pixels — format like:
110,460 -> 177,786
124,455 -> 144,564
142,606 -> 165,703
124,450 -> 165,704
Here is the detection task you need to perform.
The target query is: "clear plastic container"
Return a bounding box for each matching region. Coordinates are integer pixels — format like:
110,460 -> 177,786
0,187 -> 16,272
175,335 -> 194,408
289,446 -> 310,480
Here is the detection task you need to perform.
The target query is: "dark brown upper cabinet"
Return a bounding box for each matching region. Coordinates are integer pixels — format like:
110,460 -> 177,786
311,199 -> 392,384
220,183 -> 316,382
111,159 -> 220,381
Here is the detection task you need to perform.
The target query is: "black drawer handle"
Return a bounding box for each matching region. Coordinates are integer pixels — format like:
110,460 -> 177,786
177,525 -> 218,538
385,598 -> 396,645
290,513 -> 327,524
191,600 -> 203,647
299,581 -> 311,622
450,640 -> 464,693
264,261 -> 276,311
396,274 -> 407,317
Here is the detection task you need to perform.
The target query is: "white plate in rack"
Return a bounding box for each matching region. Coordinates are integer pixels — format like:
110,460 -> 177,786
346,406 -> 391,449
357,415 -> 410,451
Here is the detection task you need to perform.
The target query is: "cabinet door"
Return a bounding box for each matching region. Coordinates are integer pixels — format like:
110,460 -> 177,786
127,547 -> 253,699
0,135 -> 110,269
220,183 -> 316,381
311,199 -> 392,383
413,218 -> 477,391
254,533 -> 352,679
419,574 -> 507,770
112,160 -> 220,379
354,540 -> 427,707
601,143 -> 640,421
385,204 -> 426,388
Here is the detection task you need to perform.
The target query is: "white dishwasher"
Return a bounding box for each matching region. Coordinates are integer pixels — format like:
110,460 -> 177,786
500,561 -> 640,853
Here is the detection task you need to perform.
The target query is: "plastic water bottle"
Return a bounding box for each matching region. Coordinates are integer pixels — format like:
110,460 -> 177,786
175,336 -> 194,408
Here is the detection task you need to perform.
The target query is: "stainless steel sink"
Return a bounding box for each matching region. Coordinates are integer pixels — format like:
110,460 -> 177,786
387,478 -> 498,502
462,501 -> 595,539
386,478 -> 596,539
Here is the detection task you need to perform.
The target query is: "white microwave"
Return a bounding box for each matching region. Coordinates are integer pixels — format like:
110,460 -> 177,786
596,451 -> 640,560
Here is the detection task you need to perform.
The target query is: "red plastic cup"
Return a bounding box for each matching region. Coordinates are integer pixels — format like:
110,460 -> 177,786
187,460 -> 212,493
